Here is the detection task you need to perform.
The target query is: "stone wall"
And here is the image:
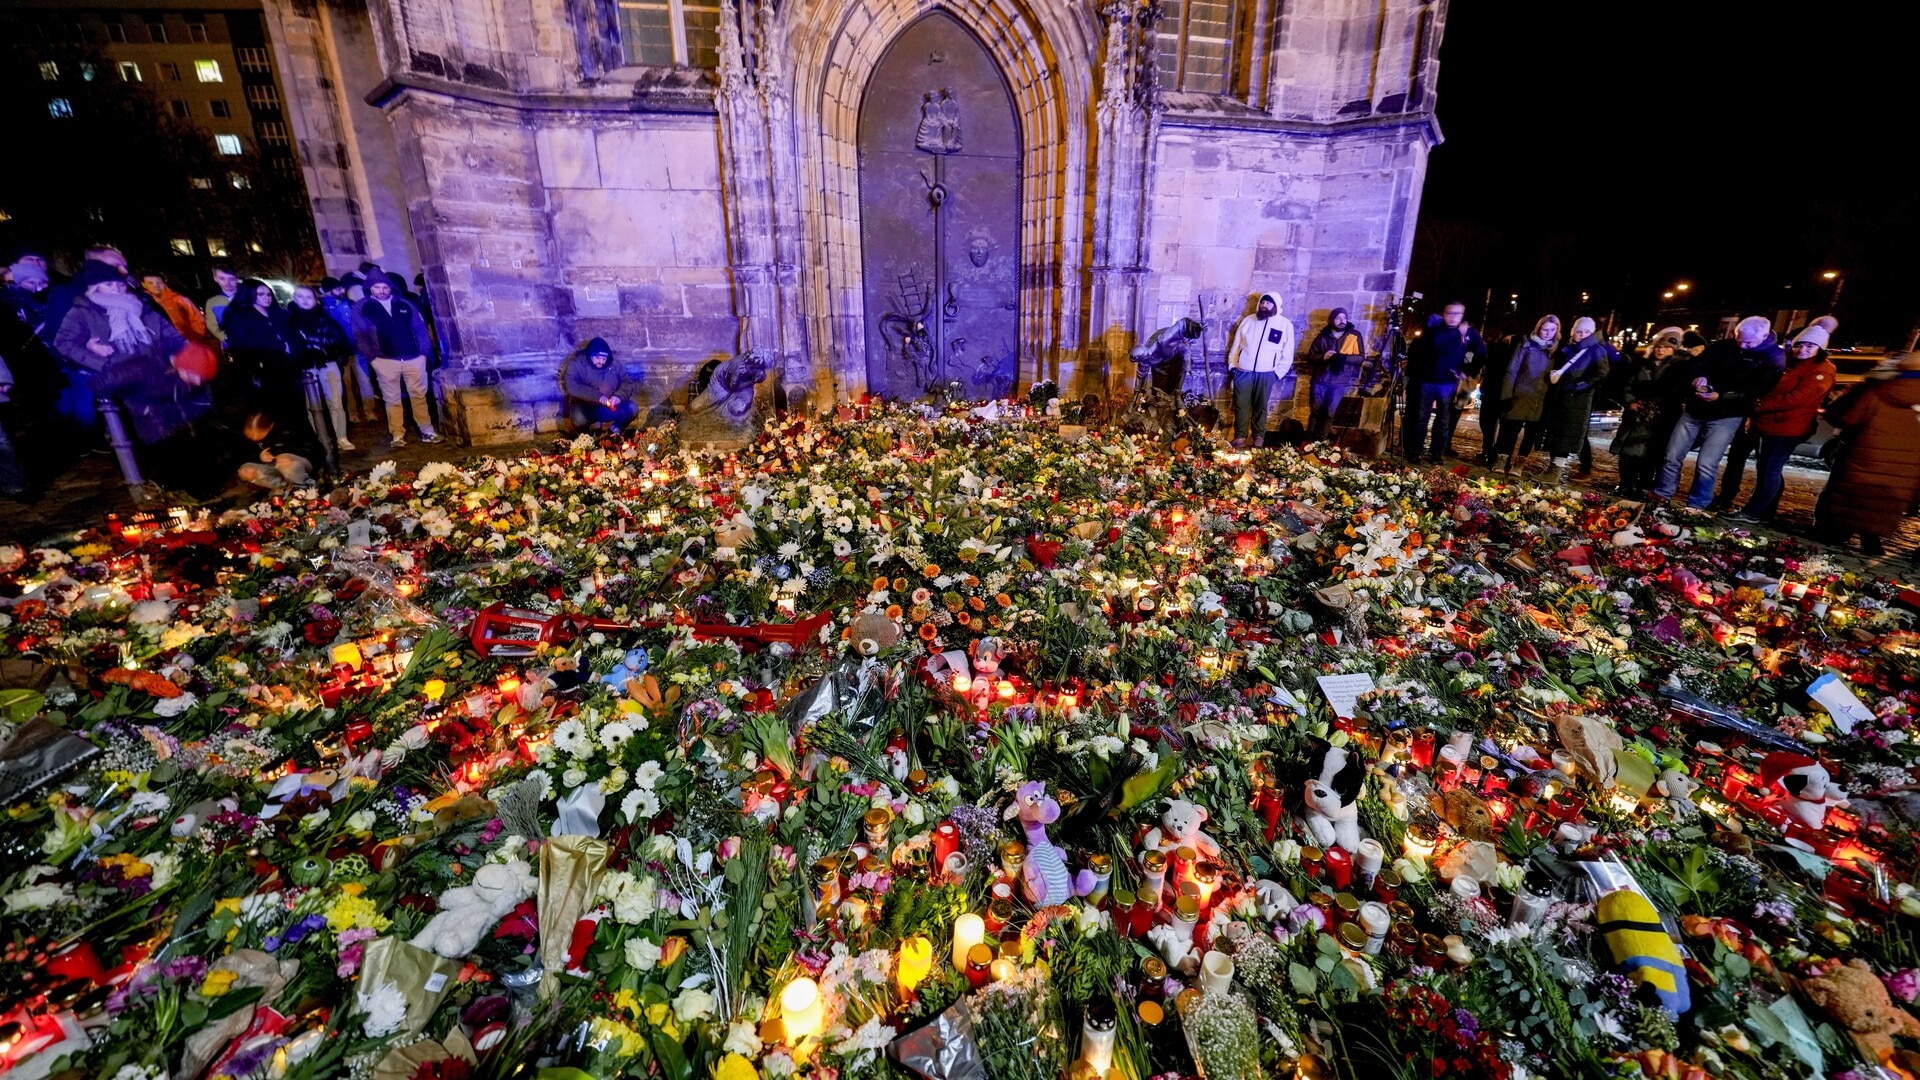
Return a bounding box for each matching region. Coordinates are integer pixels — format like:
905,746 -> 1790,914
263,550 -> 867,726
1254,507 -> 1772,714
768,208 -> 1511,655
264,0 -> 1450,440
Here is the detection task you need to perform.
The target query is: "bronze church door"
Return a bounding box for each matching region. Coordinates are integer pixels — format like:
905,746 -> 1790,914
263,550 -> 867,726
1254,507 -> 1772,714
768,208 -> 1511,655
858,12 -> 1021,401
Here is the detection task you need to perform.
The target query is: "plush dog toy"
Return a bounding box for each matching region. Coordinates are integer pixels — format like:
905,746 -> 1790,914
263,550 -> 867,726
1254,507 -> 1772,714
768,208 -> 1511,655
1302,738 -> 1366,853
1759,752 -> 1849,832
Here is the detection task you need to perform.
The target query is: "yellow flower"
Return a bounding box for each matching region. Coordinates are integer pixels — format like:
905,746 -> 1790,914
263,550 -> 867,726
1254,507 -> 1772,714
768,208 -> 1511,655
613,987 -> 641,1015
712,1053 -> 758,1080
213,897 -> 243,916
324,892 -> 392,933
200,969 -> 238,997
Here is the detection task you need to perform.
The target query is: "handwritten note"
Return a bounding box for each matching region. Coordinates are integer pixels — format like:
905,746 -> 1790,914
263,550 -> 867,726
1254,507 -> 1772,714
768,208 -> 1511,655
1315,673 -> 1377,719
1808,671 -> 1873,735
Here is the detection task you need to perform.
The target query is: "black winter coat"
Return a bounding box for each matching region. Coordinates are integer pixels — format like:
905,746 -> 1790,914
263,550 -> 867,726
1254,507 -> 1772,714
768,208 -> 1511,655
287,304 -> 355,369
1683,336 -> 1786,421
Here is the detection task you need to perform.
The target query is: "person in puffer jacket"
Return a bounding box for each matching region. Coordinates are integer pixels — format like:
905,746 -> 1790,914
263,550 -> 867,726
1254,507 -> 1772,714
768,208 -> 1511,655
1731,317 -> 1837,523
564,337 -> 639,432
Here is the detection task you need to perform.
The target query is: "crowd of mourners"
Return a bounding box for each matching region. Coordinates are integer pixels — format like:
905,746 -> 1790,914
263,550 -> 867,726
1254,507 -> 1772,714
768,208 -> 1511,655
0,245 -> 445,503
1225,298 -> 1920,557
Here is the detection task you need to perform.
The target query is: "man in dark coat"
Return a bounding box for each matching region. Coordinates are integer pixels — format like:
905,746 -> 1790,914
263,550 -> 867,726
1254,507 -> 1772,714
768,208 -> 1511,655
1401,301 -> 1484,463
564,337 -> 641,432
352,277 -> 440,447
1306,308 -> 1365,440
1652,316 -> 1785,509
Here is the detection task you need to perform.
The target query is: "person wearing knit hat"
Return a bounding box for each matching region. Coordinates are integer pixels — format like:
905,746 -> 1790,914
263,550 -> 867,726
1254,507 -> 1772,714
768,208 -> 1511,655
1611,330 -> 1693,496
1731,317 -> 1838,523
1815,348 -> 1920,556
563,337 -> 639,433
1540,317 -> 1610,481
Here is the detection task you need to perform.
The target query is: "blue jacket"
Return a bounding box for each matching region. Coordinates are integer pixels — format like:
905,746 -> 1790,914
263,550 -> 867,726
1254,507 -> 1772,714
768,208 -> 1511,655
322,295 -> 359,351
352,295 -> 430,361
1406,321 -> 1486,385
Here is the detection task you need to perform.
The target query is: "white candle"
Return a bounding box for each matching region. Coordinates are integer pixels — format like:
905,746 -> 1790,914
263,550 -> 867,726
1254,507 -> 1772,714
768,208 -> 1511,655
951,913 -> 985,971
781,977 -> 823,1045
1199,950 -> 1235,996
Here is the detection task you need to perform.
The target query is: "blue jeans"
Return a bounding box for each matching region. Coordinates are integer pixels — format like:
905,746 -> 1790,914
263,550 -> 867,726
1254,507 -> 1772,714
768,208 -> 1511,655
1743,434 -> 1798,519
57,366 -> 98,430
1232,370 -> 1278,443
1308,374 -> 1356,439
1654,413 -> 1743,507
1404,381 -> 1456,458
571,398 -> 639,430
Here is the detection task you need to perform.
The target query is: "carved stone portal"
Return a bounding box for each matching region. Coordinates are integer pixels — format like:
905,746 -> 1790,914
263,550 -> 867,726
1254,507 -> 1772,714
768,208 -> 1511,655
859,13 -> 1020,401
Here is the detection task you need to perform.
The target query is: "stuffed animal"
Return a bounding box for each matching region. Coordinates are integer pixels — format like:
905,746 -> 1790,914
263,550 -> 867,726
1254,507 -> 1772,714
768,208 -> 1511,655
1799,958 -> 1920,1065
972,636 -> 1007,678
1301,739 -> 1366,853
848,612 -> 902,657
598,648 -> 649,693
1250,879 -> 1298,921
1759,753 -> 1849,833
260,768 -> 341,820
411,860 -> 538,959
1555,713 -> 1624,789
1141,798 -> 1222,860
1655,768 -> 1701,821
1434,787 -> 1496,841
1004,781 -> 1095,906
1611,525 -> 1646,548
1145,921 -> 1200,975
1596,889 -> 1690,1016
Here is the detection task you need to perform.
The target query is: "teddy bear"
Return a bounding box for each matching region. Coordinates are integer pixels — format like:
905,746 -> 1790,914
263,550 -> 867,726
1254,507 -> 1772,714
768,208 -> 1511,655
1301,738 -> 1366,853
598,648 -> 650,694
1759,752 -> 1849,833
848,612 -> 901,657
1145,920 -> 1200,975
1555,713 -> 1624,789
1799,958 -> 1920,1065
1655,768 -> 1701,821
1141,798 -> 1221,861
411,860 -> 539,959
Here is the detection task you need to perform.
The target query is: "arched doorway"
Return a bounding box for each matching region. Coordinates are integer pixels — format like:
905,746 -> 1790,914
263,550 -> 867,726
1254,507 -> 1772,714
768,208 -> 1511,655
857,11 -> 1021,400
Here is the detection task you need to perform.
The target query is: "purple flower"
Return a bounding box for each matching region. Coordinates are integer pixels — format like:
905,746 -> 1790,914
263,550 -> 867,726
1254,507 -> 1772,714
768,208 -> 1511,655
263,935 -> 283,952
1884,969 -> 1919,1004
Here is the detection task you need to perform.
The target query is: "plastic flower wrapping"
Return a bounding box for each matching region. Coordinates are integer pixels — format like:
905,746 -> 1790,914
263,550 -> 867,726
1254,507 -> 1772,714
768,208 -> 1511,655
4,403 -> 1920,1080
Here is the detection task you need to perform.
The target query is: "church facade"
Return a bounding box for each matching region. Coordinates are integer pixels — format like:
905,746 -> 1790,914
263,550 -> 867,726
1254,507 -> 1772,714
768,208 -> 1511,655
263,0 -> 1447,436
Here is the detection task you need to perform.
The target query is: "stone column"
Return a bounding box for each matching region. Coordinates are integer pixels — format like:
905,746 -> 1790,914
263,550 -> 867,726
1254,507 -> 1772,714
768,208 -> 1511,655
1085,0 -> 1160,402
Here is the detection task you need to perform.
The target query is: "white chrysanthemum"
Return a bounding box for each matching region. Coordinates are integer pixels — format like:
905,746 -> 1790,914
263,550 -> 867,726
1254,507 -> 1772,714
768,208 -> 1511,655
358,980 -> 408,1037
621,787 -> 662,823
552,719 -> 591,759
599,720 -> 634,752
634,760 -> 665,790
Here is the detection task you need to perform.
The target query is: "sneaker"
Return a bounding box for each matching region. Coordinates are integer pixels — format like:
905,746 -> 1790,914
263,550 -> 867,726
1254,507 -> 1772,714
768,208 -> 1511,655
420,431 -> 443,445
1727,511 -> 1766,524
337,438 -> 357,452
390,437 -> 407,449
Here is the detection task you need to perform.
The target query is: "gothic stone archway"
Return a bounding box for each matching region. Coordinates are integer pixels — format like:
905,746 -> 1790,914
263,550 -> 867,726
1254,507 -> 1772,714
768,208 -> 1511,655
858,12 -> 1021,400
779,0 -> 1098,400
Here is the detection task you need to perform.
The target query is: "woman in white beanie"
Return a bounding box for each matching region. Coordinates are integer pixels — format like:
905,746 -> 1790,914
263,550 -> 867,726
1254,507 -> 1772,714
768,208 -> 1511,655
1730,317 -> 1837,522
1541,316 -> 1610,481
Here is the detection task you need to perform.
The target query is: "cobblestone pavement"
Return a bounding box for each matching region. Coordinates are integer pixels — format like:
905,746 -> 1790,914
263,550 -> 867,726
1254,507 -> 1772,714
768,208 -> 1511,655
6,407 -> 1917,581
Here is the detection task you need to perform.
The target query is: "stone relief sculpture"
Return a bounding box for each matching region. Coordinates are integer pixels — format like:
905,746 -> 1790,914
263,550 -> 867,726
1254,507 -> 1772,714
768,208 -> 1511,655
679,349 -> 774,448
915,89 -> 962,153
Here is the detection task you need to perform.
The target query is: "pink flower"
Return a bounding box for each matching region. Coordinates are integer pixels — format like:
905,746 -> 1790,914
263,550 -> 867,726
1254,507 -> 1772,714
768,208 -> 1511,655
716,836 -> 742,862
1884,969 -> 1919,1004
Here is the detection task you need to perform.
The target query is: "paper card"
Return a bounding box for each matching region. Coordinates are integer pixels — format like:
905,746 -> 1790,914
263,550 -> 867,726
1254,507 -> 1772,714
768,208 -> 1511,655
1807,671 -> 1873,735
347,519 -> 372,550
1315,673 -> 1376,719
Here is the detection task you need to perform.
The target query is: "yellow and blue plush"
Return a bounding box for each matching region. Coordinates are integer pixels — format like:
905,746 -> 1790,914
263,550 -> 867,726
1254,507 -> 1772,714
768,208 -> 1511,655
1597,890 -> 1691,1015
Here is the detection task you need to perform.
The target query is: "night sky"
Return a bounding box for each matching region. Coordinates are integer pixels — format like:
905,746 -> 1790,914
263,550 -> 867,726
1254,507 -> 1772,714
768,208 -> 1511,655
1414,2 -> 1915,347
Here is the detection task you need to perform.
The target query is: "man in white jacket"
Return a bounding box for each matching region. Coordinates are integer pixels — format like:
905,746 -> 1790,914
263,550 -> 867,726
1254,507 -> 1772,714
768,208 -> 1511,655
1226,290 -> 1295,448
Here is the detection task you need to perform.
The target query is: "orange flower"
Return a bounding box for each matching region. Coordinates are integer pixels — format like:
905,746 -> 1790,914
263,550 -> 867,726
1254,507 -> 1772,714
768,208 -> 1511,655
923,564 -> 941,578
968,596 -> 986,612
965,575 -> 980,588
988,615 -> 1003,629
885,604 -> 904,620
919,623 -> 938,641
892,576 -> 909,593
956,612 -> 973,627
996,593 -> 1013,608
872,576 -> 890,593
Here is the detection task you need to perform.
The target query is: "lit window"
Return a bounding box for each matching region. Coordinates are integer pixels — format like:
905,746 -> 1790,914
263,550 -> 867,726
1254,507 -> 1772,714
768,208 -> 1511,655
107,23 -> 126,43
229,173 -> 250,189
214,133 -> 244,155
159,62 -> 180,81
38,61 -> 58,81
195,59 -> 223,83
48,98 -> 73,118
257,121 -> 288,146
188,22 -> 208,43
118,61 -> 141,82
617,0 -> 720,67
191,176 -> 214,189
170,238 -> 195,256
210,100 -> 231,118
169,100 -> 190,118
148,21 -> 168,43
80,63 -> 97,82
246,84 -> 279,109
1156,0 -> 1236,96
206,238 -> 230,258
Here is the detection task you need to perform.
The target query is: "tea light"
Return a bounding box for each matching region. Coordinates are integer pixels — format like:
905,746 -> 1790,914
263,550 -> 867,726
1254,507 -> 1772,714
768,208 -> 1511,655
952,913 -> 985,970
331,642 -> 363,670
423,678 -> 447,702
952,673 -> 973,693
1403,823 -> 1437,865
990,957 -> 1018,982
896,936 -> 933,996
780,977 -> 823,1045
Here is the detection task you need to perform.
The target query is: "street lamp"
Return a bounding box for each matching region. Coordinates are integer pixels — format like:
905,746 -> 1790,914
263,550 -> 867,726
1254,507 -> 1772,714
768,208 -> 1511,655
1822,270 -> 1844,308
1675,282 -> 1691,292
1662,291 -> 1675,300
1821,270 -> 1839,280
